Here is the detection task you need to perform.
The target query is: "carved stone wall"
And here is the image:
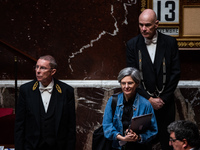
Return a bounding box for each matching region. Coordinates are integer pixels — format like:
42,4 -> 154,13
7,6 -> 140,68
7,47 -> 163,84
0,81 -> 200,150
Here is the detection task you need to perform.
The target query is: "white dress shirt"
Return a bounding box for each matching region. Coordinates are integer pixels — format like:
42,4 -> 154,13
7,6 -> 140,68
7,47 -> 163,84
144,31 -> 158,63
39,80 -> 54,113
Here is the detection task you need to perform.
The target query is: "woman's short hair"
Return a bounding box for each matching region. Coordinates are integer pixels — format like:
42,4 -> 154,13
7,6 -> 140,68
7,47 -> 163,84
117,67 -> 141,84
39,55 -> 57,69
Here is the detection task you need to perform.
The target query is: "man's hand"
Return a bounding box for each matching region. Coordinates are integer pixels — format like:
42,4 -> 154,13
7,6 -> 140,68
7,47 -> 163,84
149,97 -> 165,110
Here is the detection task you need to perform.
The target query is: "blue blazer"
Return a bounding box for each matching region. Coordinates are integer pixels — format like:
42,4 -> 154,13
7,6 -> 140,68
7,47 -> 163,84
103,93 -> 158,149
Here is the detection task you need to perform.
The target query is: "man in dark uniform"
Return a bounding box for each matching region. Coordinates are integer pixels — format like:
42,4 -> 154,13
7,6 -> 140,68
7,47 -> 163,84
15,55 -> 76,150
126,9 -> 180,150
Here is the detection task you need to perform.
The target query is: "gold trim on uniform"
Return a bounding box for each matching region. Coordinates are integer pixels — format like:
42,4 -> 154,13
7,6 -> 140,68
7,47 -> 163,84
32,81 -> 38,91
56,84 -> 62,93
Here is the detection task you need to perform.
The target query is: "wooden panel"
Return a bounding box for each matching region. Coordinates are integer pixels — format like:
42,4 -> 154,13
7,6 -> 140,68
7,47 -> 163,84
183,6 -> 200,36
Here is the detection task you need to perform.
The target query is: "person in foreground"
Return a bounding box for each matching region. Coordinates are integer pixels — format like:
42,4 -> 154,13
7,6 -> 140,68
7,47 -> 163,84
167,120 -> 200,150
102,67 -> 158,150
126,9 -> 181,150
15,55 -> 76,150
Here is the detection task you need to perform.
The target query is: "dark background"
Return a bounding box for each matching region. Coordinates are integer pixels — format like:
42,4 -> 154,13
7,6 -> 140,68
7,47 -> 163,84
0,0 -> 199,80
0,1 -> 200,150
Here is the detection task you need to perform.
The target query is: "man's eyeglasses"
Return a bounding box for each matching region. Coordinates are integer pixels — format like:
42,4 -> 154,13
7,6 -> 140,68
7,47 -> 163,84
34,65 -> 52,71
169,137 -> 178,143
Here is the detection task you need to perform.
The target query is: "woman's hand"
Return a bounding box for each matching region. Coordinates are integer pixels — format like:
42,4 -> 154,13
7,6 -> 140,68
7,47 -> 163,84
125,129 -> 139,142
117,129 -> 140,142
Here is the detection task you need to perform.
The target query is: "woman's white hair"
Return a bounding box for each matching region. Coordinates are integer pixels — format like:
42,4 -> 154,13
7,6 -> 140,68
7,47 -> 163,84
117,67 -> 141,84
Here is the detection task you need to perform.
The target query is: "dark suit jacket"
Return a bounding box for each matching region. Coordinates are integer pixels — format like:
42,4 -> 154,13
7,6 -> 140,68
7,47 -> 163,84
15,79 -> 76,150
126,32 -> 180,123
194,147 -> 200,150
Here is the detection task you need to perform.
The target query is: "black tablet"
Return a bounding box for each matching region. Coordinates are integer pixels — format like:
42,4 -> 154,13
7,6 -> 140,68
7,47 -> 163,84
130,113 -> 153,132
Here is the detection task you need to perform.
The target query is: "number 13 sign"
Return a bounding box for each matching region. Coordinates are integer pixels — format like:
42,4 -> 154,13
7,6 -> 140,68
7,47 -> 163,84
153,0 -> 179,23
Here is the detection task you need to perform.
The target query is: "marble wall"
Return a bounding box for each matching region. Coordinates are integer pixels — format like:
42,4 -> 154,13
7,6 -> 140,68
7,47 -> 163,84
0,81 -> 200,150
1,1 -> 200,80
0,0 -> 200,149
0,0 -> 140,80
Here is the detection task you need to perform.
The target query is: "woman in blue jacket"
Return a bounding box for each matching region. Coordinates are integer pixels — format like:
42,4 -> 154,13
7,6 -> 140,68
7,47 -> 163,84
103,67 -> 158,150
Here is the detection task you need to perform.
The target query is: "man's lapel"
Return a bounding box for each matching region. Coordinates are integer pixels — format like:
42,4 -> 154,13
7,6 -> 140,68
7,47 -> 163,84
53,79 -> 64,135
154,32 -> 166,75
137,35 -> 154,72
31,81 -> 42,128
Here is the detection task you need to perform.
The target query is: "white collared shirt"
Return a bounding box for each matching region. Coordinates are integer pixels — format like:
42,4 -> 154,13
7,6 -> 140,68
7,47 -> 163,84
39,79 -> 54,112
145,31 -> 158,63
